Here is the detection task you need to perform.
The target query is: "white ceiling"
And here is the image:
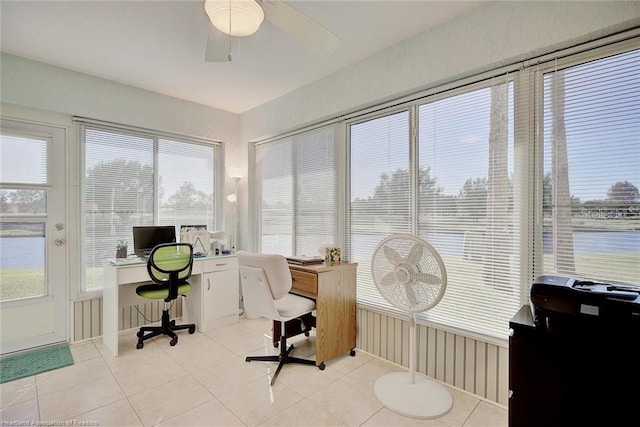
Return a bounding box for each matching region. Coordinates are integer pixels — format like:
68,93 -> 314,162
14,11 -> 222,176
1,0 -> 485,114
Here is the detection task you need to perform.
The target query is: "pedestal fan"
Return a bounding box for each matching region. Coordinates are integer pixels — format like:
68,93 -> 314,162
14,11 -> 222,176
371,233 -> 453,419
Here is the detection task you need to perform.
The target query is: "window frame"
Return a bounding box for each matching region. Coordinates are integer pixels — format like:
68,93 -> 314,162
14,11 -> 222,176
532,39 -> 640,290
76,118 -> 224,297
250,123 -> 340,255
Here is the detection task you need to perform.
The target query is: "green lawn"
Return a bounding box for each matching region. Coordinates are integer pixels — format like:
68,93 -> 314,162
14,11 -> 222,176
1,253 -> 637,302
0,269 -> 45,300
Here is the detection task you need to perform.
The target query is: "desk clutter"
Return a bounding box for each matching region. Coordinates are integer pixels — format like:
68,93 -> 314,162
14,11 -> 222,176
180,226 -> 210,255
286,255 -> 324,265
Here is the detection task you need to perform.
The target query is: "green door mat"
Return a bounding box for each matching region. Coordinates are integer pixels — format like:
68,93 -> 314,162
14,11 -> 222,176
0,344 -> 74,384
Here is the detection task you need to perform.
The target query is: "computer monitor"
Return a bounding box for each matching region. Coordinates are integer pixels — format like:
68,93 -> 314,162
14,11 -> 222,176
132,226 -> 176,258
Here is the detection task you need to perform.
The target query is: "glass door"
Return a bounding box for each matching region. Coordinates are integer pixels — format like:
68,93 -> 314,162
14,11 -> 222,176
0,119 -> 67,354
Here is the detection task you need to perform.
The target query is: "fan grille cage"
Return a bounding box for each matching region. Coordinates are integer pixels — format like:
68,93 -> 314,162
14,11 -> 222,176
371,234 -> 447,312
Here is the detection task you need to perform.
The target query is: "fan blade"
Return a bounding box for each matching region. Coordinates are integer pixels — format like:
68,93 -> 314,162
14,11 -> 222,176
404,284 -> 418,307
261,0 -> 341,52
415,272 -> 442,285
383,245 -> 401,266
205,27 -> 232,62
380,272 -> 397,287
406,243 -> 424,266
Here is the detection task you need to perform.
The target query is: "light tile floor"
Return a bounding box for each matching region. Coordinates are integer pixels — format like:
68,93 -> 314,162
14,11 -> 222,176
1,316 -> 508,426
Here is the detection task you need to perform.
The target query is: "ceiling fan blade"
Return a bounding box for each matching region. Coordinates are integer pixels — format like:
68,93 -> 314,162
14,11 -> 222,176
205,27 -> 232,62
262,0 -> 341,52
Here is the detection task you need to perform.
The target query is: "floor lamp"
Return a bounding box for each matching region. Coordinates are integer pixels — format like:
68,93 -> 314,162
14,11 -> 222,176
226,167 -> 242,253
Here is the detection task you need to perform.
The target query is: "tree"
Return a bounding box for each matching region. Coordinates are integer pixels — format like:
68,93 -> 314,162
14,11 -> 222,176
607,181 -> 639,203
369,166 -> 441,221
459,177 -> 487,220
166,181 -> 208,207
484,82 -> 510,287
84,159 -> 154,249
13,190 -> 46,214
550,70 -> 576,274
0,190 -> 11,213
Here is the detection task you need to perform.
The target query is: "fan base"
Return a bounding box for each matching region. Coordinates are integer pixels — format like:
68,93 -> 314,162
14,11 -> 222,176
374,372 -> 453,419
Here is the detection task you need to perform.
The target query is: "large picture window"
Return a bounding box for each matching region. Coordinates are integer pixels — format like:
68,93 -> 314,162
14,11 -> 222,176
79,120 -> 222,293
251,37 -> 640,341
540,48 -> 640,285
349,82 -> 521,338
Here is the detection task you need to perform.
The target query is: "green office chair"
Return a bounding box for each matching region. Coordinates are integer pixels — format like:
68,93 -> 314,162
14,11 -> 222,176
135,242 -> 196,349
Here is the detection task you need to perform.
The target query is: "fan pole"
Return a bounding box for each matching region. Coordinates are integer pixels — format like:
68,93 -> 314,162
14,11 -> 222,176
409,312 -> 416,384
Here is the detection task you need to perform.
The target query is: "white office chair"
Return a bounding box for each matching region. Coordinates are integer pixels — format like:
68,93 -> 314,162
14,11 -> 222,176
237,251 -> 321,385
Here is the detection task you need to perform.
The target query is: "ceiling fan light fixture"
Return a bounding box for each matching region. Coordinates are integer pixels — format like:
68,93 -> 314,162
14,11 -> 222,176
204,0 -> 264,37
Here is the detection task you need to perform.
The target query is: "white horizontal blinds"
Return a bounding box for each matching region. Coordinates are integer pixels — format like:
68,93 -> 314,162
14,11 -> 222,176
294,126 -> 335,256
255,125 -> 336,256
0,134 -> 48,186
542,48 -> 640,285
80,122 -> 221,292
256,138 -> 293,255
350,111 -> 410,312
158,138 -> 216,229
417,82 -> 521,338
82,126 -> 154,291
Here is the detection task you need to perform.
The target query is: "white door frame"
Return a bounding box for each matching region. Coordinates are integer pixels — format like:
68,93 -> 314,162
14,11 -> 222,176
0,117 -> 68,354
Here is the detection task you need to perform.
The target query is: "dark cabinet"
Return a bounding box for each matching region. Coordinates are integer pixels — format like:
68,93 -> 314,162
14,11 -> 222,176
509,305 -> 637,427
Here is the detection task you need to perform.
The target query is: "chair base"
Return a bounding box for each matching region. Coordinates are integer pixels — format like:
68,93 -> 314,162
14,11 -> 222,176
246,332 -> 320,385
136,308 -> 195,349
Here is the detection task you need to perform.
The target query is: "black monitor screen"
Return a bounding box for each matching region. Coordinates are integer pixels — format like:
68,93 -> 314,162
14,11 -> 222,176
132,226 -> 176,257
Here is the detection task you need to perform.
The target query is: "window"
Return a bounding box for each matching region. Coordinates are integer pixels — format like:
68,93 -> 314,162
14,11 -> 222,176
349,82 -> 521,338
416,81 -> 520,337
251,35 -> 640,341
79,120 -> 222,293
540,48 -> 640,285
0,133 -> 48,300
254,125 -> 336,256
349,111 -> 410,309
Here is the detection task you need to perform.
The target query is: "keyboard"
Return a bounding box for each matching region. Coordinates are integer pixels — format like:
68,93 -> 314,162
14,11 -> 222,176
108,256 -> 146,265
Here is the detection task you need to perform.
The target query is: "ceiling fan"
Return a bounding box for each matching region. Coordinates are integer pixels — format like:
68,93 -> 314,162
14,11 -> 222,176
204,0 -> 341,62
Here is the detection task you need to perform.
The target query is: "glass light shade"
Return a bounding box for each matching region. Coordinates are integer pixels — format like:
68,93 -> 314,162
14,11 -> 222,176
227,166 -> 243,180
204,0 -> 264,37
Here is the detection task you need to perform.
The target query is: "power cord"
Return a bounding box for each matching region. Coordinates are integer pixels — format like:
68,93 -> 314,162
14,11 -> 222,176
134,300 -> 176,324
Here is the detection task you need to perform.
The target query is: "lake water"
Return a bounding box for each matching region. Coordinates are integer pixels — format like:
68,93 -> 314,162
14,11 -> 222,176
2,231 -> 639,269
1,237 -> 45,269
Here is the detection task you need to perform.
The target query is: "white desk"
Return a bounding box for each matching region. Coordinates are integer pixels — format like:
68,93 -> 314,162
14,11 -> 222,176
103,254 -> 238,357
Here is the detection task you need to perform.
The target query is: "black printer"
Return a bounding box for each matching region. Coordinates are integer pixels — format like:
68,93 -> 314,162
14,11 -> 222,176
509,276 -> 640,427
530,275 -> 640,330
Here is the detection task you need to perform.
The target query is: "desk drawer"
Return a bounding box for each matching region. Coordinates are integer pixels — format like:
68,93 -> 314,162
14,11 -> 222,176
291,270 -> 317,296
118,265 -> 151,285
202,257 -> 238,273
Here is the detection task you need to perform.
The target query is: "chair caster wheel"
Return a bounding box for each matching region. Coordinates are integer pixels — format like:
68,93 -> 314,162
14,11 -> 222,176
188,326 -> 196,334
305,331 -> 310,337
318,363 -> 325,370
136,342 -> 144,349
274,342 -> 279,348
170,337 -> 178,346
350,349 -> 356,357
